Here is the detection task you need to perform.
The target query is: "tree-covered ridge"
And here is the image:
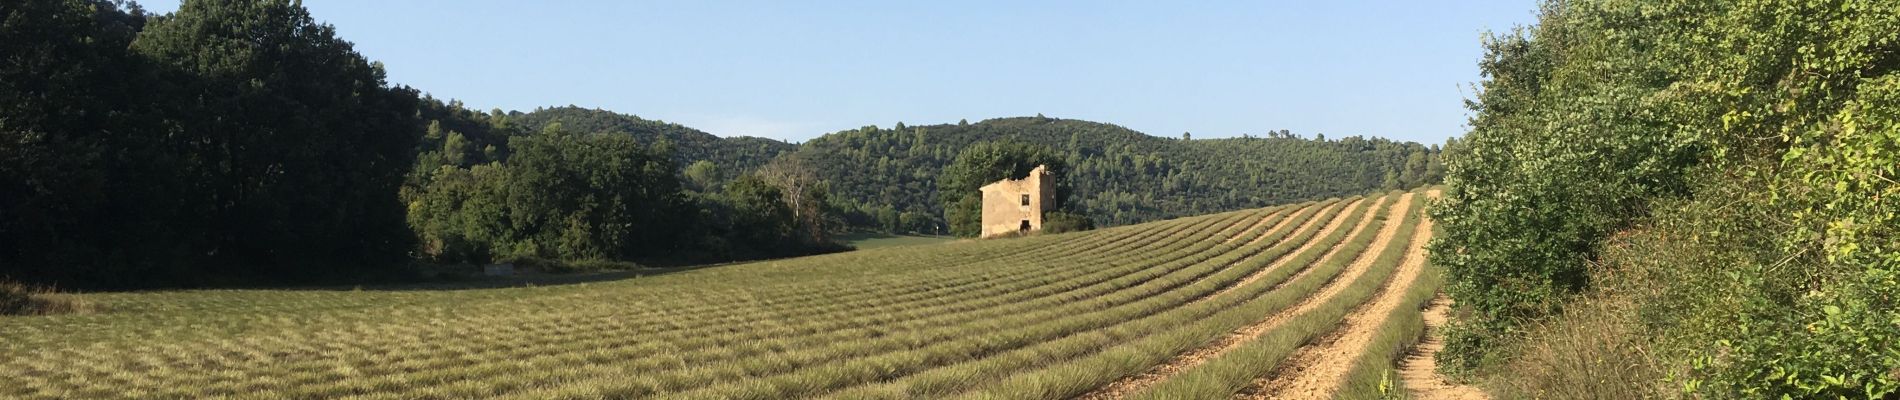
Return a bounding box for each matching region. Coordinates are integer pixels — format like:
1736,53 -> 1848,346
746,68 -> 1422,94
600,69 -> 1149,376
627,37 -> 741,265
798,116 -> 1442,232
508,106 -> 796,174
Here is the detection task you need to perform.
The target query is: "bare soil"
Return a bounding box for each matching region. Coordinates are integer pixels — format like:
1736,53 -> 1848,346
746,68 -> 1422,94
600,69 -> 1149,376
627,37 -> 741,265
1240,217 -> 1433,399
1397,295 -> 1490,400
1076,193 -> 1408,399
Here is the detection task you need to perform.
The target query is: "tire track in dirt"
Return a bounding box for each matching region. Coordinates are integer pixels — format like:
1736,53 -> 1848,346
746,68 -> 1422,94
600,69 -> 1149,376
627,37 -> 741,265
1240,205 -> 1435,399
1398,295 -> 1489,400
1075,193 -> 1405,400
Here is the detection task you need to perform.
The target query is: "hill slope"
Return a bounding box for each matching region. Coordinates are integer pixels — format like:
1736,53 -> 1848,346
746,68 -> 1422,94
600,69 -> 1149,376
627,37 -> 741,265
505,108 -> 1443,232
507,106 -> 797,173
797,116 -> 1439,230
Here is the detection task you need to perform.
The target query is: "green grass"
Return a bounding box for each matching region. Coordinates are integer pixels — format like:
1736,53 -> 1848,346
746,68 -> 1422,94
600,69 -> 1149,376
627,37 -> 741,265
0,191 -> 1450,399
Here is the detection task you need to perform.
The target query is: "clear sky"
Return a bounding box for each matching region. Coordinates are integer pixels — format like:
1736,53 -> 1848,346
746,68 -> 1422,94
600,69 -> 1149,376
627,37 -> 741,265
134,1 -> 1539,144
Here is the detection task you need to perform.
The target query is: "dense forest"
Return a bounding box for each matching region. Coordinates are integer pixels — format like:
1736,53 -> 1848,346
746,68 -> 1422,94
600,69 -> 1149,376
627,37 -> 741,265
0,0 -> 839,288
1433,0 -> 1898,398
503,109 -> 1446,234
1,0 -> 1441,289
780,117 -> 1443,233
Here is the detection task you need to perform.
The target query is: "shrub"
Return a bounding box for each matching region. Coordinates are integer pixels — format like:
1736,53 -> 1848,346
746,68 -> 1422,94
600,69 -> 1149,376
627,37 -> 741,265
0,279 -> 88,316
1438,0 -> 1900,397
1042,211 -> 1096,234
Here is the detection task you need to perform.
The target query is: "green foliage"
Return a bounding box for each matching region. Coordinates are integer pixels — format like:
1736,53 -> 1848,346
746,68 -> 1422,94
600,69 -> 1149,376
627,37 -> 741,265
1,0 -> 422,288
0,0 -> 1442,291
938,141 -> 1069,237
408,125 -> 688,263
683,160 -> 722,192
507,106 -> 795,173
799,118 -> 1443,234
1436,0 -> 1900,397
1042,211 -> 1096,234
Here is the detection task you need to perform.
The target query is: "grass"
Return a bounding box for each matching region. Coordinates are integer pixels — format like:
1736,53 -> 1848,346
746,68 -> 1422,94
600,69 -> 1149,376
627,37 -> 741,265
0,190 -> 1453,399
838,232 -> 959,249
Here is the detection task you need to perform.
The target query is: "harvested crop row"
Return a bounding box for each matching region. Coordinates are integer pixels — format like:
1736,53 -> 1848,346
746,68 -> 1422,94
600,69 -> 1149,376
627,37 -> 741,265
1243,214 -> 1436,399
7,203 -> 1288,399
626,201 -> 1351,399
808,198 -> 1371,399
1067,193 -> 1397,399
1124,190 -> 1424,399
0,194 -> 1414,400
14,214 -> 1246,400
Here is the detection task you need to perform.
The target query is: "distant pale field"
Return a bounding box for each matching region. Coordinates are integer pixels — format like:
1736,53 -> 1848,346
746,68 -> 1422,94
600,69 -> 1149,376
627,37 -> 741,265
838,232 -> 959,250
0,189 -> 1451,399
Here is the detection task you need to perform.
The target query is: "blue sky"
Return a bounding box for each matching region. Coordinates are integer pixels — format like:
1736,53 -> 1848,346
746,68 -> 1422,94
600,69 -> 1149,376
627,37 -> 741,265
135,1 -> 1539,144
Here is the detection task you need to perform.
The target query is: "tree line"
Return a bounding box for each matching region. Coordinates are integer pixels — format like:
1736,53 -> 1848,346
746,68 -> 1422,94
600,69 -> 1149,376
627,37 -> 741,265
0,0 -> 839,289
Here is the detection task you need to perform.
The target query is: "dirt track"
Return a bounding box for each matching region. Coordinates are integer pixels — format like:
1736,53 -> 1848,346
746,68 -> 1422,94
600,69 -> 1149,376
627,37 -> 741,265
1398,296 -> 1490,400
1241,215 -> 1433,399
1076,194 -> 1407,399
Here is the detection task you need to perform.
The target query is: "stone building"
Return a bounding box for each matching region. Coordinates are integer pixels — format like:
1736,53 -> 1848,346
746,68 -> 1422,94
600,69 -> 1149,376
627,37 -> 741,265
978,165 -> 1055,238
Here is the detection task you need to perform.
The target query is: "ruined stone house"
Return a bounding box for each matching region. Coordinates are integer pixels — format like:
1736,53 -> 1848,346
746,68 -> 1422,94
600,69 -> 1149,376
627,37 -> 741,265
978,165 -> 1055,238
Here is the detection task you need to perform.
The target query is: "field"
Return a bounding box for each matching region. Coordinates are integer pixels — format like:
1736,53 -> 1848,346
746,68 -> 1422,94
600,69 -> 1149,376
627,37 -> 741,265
836,233 -> 960,250
0,188 -> 1471,399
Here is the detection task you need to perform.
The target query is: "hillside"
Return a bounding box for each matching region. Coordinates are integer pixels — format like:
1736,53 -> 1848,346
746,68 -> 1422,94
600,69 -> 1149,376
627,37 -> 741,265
506,109 -> 1443,232
798,116 -> 1441,231
507,106 -> 797,174
0,189 -> 1465,399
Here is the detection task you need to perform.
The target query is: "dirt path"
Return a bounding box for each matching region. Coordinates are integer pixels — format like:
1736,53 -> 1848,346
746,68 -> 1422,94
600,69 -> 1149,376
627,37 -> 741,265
1239,214 -> 1435,399
1398,296 -> 1489,400
1075,194 -> 1408,400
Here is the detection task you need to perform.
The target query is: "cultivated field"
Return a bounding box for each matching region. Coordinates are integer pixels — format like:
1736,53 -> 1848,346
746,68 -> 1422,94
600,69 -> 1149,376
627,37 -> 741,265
0,188 -> 1467,399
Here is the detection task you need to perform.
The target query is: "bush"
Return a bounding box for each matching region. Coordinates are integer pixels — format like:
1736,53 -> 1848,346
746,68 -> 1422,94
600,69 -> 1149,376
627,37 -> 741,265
1042,211 -> 1096,234
500,257 -> 643,274
0,280 -> 88,316
1438,0 -> 1900,397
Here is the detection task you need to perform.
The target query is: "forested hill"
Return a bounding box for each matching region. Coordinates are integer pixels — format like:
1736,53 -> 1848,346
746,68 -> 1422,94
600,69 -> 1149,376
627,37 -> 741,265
507,106 -> 796,173
499,109 -> 1442,233
794,116 -> 1442,232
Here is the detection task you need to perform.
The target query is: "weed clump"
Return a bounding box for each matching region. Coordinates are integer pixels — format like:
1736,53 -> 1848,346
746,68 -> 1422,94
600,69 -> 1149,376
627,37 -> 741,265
0,280 -> 89,316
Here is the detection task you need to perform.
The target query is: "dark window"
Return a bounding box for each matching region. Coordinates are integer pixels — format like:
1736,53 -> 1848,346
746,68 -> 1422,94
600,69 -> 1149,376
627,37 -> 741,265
1020,194 -> 1030,206
1019,220 -> 1031,232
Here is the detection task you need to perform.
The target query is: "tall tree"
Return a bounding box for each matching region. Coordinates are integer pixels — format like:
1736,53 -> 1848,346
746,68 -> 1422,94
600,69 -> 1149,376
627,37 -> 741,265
755,155 -> 830,244
131,0 -> 422,282
0,0 -> 157,287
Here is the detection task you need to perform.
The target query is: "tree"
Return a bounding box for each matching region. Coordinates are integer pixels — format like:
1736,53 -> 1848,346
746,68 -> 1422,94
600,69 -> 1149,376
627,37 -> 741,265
0,0 -> 158,287
683,160 -> 722,192
938,141 -> 1070,237
756,155 -> 831,244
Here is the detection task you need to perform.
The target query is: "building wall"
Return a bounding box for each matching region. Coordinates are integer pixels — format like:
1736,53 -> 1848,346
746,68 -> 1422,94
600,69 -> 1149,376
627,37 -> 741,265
978,165 -> 1056,238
